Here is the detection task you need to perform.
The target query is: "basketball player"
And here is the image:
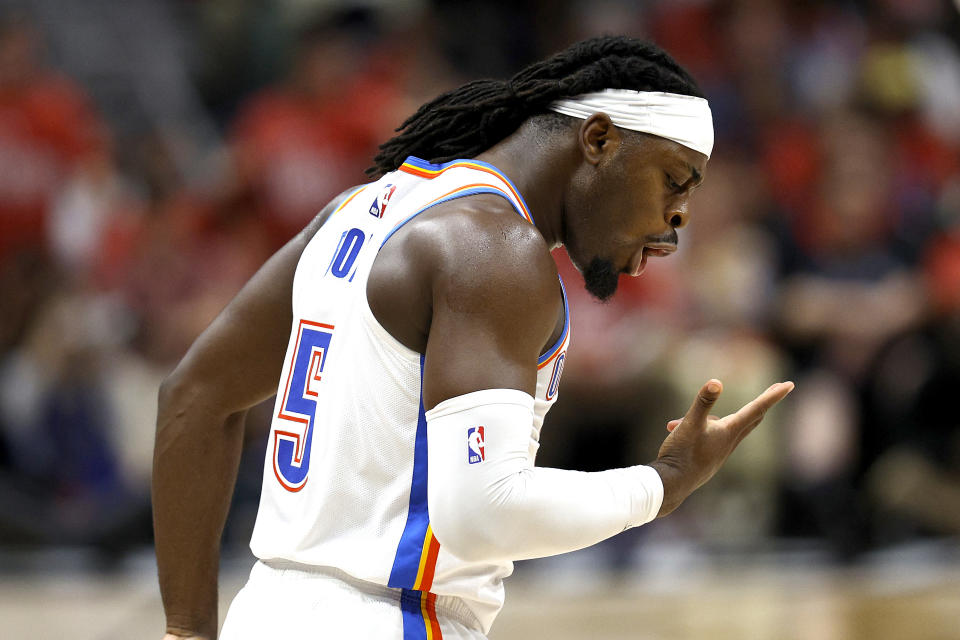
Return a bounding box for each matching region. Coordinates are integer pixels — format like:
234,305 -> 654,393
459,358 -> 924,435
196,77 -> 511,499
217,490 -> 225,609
154,36 -> 794,639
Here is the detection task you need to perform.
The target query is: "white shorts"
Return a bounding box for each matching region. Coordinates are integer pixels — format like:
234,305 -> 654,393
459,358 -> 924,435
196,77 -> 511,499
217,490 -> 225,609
220,560 -> 487,639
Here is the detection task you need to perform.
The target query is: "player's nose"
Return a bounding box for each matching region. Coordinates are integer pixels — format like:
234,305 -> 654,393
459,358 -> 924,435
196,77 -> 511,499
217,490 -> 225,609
666,207 -> 688,229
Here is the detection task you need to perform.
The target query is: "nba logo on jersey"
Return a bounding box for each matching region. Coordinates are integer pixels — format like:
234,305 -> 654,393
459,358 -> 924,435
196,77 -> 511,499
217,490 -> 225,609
467,426 -> 485,464
369,184 -> 397,218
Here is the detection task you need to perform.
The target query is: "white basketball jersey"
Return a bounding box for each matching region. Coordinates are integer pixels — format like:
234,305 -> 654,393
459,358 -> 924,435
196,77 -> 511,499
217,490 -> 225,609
250,156 -> 571,633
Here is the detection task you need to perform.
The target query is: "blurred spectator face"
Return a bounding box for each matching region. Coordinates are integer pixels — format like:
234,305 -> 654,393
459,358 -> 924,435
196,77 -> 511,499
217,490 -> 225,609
0,17 -> 38,90
293,33 -> 361,98
0,18 -> 103,263
726,0 -> 788,72
683,156 -> 778,327
881,0 -> 945,28
687,154 -> 768,239
723,0 -> 790,121
809,114 -> 892,253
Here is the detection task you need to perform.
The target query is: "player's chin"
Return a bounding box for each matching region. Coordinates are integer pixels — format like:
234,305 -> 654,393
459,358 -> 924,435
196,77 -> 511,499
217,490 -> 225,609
582,256 -> 619,302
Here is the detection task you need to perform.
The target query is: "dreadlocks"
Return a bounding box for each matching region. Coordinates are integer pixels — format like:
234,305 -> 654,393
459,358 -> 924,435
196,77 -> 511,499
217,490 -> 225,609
369,36 -> 702,178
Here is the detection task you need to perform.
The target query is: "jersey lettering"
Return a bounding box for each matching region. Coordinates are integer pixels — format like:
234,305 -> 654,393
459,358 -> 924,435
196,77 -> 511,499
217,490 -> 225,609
328,227 -> 365,279
273,320 -> 335,492
545,352 -> 565,401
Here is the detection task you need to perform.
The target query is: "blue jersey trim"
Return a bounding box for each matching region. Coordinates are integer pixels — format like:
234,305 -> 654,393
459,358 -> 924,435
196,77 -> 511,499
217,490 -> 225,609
388,355 -> 431,589
403,155 -> 533,219
537,276 -> 570,366
399,589 -> 428,640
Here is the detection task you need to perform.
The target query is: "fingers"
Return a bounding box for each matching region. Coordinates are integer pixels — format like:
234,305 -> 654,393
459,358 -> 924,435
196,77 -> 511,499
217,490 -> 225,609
670,380 -> 794,437
667,415 -> 718,432
683,379 -> 723,426
724,381 -> 794,434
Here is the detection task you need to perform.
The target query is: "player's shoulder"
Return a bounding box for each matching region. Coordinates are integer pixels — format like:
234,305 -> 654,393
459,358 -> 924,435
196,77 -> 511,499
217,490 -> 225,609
406,193 -> 560,313
413,194 -> 555,279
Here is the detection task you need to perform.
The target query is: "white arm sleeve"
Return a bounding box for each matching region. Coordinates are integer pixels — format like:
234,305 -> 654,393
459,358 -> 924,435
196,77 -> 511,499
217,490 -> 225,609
425,388 -> 663,564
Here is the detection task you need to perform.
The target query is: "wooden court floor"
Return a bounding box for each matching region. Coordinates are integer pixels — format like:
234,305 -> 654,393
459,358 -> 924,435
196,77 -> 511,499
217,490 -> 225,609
2,551 -> 959,640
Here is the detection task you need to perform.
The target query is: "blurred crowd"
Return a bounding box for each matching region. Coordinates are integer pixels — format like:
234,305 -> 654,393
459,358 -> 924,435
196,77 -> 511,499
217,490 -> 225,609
0,0 -> 958,562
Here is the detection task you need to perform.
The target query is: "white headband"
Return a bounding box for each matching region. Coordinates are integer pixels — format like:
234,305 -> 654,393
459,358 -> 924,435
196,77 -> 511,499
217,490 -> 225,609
549,90 -> 714,158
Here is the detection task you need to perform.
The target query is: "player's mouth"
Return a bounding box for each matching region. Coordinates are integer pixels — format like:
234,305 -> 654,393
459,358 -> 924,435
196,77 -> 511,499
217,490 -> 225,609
628,242 -> 677,276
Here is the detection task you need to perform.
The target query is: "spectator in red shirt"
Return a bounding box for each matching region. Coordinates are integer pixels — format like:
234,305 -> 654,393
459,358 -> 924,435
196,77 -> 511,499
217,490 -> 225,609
0,14 -> 103,263
229,10 -> 405,248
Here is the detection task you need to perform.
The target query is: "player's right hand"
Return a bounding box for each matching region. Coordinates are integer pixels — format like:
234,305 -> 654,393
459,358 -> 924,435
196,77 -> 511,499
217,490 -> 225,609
649,379 -> 794,517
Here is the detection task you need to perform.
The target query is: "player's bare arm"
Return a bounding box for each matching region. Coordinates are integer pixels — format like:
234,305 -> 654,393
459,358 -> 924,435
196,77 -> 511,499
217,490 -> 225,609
368,192 -> 563,387
375,194 -> 793,560
153,188 -> 353,640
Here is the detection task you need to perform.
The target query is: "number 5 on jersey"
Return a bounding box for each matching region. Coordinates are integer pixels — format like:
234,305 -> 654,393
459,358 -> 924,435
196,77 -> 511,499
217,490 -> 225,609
273,320 -> 334,492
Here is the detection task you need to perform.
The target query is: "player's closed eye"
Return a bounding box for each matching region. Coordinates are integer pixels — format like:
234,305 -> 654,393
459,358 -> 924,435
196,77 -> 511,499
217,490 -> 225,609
665,173 -> 682,193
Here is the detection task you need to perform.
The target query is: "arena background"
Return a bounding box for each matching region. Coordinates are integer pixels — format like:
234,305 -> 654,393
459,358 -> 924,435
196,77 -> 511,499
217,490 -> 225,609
1,0 -> 959,638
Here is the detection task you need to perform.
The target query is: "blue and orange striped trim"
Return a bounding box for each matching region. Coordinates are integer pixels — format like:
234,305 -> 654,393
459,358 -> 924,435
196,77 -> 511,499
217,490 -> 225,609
400,588 -> 443,639
537,277 -> 570,370
389,355 -> 440,591
391,356 -> 444,638
399,156 -> 533,224
330,184 -> 367,217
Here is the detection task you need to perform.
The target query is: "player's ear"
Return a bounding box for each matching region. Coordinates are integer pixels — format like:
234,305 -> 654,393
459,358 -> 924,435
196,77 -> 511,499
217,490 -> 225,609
579,113 -> 621,166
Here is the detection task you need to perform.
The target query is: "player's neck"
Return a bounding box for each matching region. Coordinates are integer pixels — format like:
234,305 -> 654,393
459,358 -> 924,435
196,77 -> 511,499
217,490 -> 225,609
474,122 -> 576,249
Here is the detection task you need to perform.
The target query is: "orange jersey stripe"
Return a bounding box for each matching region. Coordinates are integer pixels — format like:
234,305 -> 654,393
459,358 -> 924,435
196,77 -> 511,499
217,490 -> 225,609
537,330 -> 570,370
421,183 -> 511,210
330,185 -> 366,216
413,524 -> 441,591
399,161 -> 532,224
420,591 -> 443,640
418,531 -> 441,592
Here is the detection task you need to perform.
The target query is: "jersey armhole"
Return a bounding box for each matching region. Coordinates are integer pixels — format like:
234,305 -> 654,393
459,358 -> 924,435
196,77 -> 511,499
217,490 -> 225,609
370,184 -> 565,366
537,276 -> 570,369
359,297 -> 422,365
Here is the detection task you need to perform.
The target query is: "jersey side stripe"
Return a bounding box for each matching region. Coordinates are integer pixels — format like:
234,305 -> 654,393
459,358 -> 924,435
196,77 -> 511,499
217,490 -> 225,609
420,591 -> 443,640
400,589 -> 428,640
414,525 -> 441,591
388,355 -> 436,589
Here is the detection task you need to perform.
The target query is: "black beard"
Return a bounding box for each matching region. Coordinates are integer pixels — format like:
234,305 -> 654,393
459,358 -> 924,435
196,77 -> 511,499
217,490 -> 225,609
582,256 -> 619,301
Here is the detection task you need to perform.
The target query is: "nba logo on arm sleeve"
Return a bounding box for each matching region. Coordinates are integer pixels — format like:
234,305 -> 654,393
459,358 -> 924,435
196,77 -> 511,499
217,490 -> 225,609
467,426 -> 485,464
